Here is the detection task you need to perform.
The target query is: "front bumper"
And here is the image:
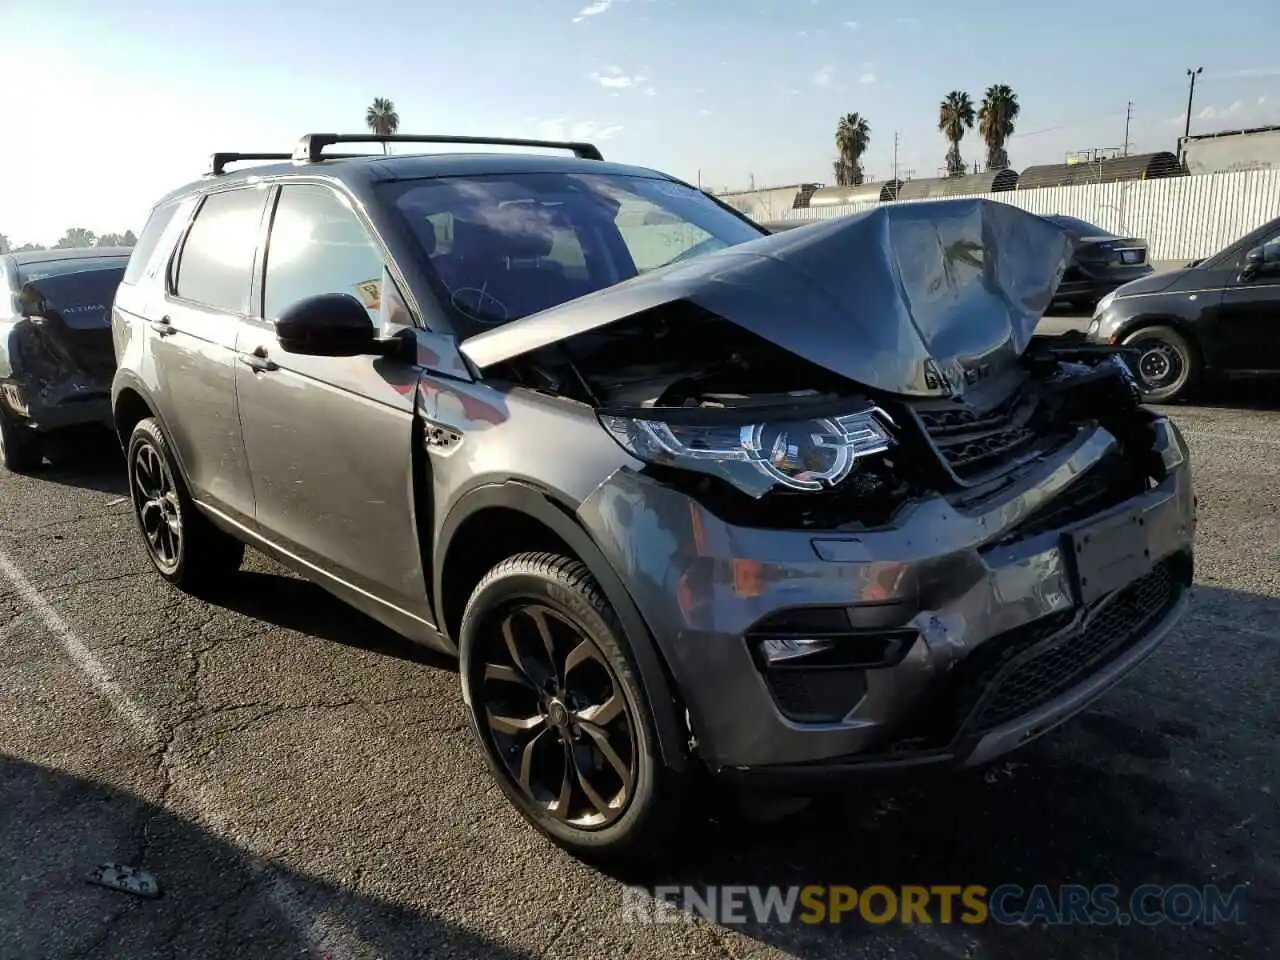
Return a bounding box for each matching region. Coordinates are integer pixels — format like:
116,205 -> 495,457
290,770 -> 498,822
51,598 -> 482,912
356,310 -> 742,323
577,416 -> 1195,775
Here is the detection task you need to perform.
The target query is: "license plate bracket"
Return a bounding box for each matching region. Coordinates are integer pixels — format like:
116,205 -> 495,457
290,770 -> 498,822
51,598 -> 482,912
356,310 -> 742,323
1065,506 -> 1154,605
1120,249 -> 1143,264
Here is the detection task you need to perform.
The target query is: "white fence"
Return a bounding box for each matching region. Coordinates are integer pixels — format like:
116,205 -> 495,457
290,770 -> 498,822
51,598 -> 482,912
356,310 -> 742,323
770,168 -> 1280,261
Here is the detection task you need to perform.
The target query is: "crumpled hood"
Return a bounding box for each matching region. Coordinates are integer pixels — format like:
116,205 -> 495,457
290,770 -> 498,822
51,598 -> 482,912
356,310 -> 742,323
460,197 -> 1075,398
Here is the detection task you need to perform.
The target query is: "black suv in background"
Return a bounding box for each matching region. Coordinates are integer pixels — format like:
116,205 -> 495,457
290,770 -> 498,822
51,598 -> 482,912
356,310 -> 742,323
1089,212 -> 1280,402
1,247 -> 131,470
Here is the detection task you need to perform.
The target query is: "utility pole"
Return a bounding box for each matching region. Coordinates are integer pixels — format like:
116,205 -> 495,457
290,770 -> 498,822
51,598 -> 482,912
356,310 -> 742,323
749,172 -> 756,191
893,131 -> 900,183
1182,67 -> 1203,157
1123,101 -> 1133,157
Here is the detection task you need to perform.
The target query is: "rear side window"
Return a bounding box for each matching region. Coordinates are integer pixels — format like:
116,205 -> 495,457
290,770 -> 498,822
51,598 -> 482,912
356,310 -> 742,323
122,201 -> 182,285
174,187 -> 269,314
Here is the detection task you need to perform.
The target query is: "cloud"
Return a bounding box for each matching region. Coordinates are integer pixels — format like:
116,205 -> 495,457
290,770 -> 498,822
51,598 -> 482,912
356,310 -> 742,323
1166,94 -> 1273,128
699,109 -> 714,116
895,16 -> 920,26
642,87 -> 657,96
842,20 -> 859,28
573,0 -> 614,21
1229,66 -> 1280,78
859,73 -> 876,84
811,64 -> 836,87
529,118 -> 624,141
588,65 -> 649,89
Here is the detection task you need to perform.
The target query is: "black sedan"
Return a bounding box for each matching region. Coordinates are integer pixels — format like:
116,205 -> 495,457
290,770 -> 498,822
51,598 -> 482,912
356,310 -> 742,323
1088,214 -> 1280,403
1046,214 -> 1154,310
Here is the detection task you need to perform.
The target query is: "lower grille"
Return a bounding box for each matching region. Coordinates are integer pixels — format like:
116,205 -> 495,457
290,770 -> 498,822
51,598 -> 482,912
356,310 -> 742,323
960,559 -> 1183,731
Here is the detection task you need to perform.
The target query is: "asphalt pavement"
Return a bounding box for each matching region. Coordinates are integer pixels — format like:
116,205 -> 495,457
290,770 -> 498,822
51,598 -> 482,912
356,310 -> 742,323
2,385 -> 1278,960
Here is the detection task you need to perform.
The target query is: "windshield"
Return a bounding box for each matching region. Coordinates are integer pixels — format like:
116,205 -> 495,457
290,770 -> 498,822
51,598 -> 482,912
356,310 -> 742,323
17,256 -> 130,284
380,172 -> 765,329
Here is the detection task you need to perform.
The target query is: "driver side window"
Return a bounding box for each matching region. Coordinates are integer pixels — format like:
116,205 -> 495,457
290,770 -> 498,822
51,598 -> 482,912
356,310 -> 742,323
263,184 -> 388,328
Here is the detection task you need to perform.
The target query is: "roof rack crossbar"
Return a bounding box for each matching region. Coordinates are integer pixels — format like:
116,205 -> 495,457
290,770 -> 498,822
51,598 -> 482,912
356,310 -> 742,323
292,133 -> 605,163
208,152 -> 294,176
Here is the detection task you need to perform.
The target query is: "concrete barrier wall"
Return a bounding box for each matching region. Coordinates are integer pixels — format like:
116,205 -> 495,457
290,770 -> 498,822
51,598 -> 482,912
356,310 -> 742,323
770,168 -> 1280,261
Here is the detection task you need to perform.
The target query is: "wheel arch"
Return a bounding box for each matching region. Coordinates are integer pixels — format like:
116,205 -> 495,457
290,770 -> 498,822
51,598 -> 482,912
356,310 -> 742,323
434,481 -> 690,770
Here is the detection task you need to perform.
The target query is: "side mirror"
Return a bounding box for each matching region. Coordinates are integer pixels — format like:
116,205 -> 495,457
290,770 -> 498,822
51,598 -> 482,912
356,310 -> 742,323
275,293 -> 380,356
1240,246 -> 1265,280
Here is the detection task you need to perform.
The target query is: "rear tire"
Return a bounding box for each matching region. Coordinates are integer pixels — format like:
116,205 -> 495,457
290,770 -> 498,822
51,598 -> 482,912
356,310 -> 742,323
126,417 -> 245,594
458,551 -> 685,863
0,408 -> 44,473
1122,325 -> 1199,403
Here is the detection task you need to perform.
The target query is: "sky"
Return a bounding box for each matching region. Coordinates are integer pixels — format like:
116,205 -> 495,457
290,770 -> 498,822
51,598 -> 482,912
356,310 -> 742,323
1,0 -> 1278,246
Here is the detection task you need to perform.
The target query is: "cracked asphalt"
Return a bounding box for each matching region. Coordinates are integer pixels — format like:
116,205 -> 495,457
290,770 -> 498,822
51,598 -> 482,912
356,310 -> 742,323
2,380 -> 1278,960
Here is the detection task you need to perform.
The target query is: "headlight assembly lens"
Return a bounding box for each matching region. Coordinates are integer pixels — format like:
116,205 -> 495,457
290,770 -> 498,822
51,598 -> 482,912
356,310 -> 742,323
600,407 -> 896,498
1093,291 -> 1116,317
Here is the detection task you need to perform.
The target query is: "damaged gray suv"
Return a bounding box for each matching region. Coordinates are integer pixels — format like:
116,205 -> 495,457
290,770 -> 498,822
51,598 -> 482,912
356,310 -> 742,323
112,133 -> 1196,860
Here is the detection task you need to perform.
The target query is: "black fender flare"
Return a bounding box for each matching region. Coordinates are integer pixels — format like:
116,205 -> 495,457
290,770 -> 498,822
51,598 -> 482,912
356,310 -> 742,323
435,481 -> 689,771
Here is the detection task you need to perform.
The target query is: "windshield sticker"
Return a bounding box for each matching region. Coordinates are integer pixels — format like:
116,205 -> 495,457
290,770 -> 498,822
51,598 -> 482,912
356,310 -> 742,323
354,278 -> 381,310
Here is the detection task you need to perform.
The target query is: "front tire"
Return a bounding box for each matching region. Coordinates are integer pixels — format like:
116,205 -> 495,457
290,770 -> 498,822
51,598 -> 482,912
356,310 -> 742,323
1122,325 -> 1199,403
458,552 -> 683,862
0,408 -> 44,473
126,417 -> 245,593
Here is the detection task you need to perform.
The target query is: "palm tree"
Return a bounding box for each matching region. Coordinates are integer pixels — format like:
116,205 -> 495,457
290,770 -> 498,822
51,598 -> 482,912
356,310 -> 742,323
365,97 -> 400,154
834,113 -> 871,186
938,91 -> 975,177
978,84 -> 1020,171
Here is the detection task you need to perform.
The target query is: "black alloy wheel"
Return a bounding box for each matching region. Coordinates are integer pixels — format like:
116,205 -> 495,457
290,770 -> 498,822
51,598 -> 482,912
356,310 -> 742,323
131,437 -> 183,575
126,417 -> 245,592
478,600 -> 637,828
459,552 -> 682,860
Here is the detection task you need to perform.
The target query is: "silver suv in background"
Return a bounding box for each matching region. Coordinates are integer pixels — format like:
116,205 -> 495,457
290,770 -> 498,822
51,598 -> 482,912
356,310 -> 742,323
111,133 -> 1196,861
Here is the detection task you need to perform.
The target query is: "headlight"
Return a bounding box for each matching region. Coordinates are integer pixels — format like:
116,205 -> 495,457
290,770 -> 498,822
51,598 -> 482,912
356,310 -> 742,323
1093,291 -> 1116,317
599,406 -> 896,498
1086,318 -> 1101,337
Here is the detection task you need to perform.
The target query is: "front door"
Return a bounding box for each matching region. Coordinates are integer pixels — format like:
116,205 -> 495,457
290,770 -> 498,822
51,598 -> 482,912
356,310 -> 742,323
150,185 -> 270,526
233,182 -> 433,625
1216,230 -> 1280,372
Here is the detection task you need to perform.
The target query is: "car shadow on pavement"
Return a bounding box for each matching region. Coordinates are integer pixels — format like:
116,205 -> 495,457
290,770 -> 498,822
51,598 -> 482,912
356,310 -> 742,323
605,582 -> 1277,959
34,427 -> 128,496
213,567 -> 455,669
0,755 -> 537,960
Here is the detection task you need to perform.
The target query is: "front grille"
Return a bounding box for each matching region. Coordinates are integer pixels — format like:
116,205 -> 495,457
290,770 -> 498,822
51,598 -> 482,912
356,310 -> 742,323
959,559 -> 1182,732
911,386 -> 1040,481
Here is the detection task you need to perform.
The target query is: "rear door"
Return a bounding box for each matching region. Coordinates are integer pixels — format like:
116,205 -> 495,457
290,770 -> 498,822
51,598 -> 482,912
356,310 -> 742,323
152,184 -> 270,526
233,181 -> 433,624
1215,227 -> 1280,371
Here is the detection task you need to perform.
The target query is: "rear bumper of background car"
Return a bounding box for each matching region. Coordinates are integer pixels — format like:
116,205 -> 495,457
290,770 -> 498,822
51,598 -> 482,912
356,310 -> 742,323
1,375 -> 112,432
577,417 -> 1195,776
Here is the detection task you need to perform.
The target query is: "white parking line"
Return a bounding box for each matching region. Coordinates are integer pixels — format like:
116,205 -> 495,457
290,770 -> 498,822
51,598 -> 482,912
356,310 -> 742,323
0,545 -> 371,960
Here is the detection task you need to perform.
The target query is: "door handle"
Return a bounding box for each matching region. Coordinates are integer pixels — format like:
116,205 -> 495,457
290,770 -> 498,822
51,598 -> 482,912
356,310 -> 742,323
149,316 -> 176,337
239,355 -> 279,373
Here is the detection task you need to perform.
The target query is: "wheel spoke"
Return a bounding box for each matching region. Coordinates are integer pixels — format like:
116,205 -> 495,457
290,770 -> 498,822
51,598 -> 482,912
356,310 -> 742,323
483,661 -> 536,691
562,638 -> 604,678
575,691 -> 623,727
526,608 -> 560,681
579,721 -> 633,793
486,708 -> 545,737
547,748 -> 574,821
568,742 -> 614,817
516,728 -> 552,794
501,616 -> 543,685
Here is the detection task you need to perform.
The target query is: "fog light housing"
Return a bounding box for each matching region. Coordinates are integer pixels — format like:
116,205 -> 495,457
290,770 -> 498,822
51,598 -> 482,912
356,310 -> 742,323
759,636 -> 837,664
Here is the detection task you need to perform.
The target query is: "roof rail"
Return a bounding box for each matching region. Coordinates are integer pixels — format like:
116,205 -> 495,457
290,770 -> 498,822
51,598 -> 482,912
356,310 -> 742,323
292,133 -> 605,164
208,152 -> 294,176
